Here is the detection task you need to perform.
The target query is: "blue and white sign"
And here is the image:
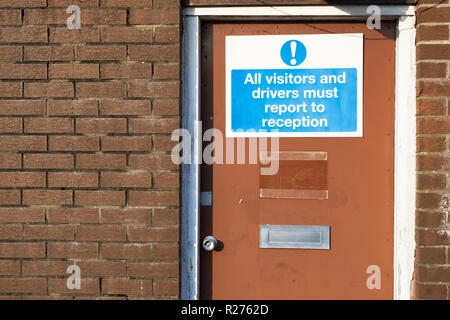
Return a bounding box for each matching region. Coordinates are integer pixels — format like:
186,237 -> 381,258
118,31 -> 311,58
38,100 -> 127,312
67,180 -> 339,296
226,34 -> 364,137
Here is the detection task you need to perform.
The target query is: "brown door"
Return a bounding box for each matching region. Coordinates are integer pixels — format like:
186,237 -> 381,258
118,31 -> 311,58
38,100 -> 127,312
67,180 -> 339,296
200,22 -> 395,299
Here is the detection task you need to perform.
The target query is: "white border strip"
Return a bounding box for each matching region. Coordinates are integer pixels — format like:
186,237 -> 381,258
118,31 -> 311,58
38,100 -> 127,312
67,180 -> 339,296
184,5 -> 415,17
394,15 -> 416,301
182,5 -> 416,300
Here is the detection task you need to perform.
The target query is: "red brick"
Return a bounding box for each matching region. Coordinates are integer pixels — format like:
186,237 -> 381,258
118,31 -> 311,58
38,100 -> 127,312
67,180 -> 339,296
101,172 -> 151,188
417,136 -> 446,152
24,46 -> 74,61
152,208 -> 179,225
416,192 -> 447,209
47,100 -> 99,116
23,295 -> 73,300
0,0 -> 46,7
22,260 -> 72,276
101,27 -> 153,43
153,172 -> 179,189
418,6 -> 450,23
79,261 -> 126,277
416,229 -> 450,245
100,100 -> 150,115
417,174 -> 447,190
128,44 -> 179,61
102,279 -> 152,296
417,155 -> 450,171
50,27 -> 100,43
0,136 -> 46,151
418,80 -> 450,97
76,45 -> 126,61
153,279 -> 178,297
417,118 -> 450,134
48,172 -> 99,188
0,100 -> 45,115
47,208 -> 99,223
24,82 -> 74,98
128,262 -> 178,278
129,191 -> 179,206
417,25 -> 449,42
416,246 -> 446,264
417,44 -> 450,60
153,243 -> 178,260
0,9 -> 21,25
0,26 -> 47,43
76,82 -> 126,98
49,136 -> 99,151
0,63 -> 47,79
128,81 -> 179,98
24,9 -> 126,25
76,225 -> 126,241
49,63 -> 99,79
128,226 -> 179,241
417,98 -> 446,115
0,208 -> 44,223
101,0 -> 152,7
101,208 -> 151,224
0,279 -> 46,294
101,136 -> 151,151
415,283 -> 448,300
48,242 -> 98,259
129,154 -> 177,170
76,118 -> 126,133
0,224 -> 22,240
0,117 -> 22,133
24,154 -> 74,169
0,260 -> 20,275
100,63 -> 151,79
0,242 -> 45,258
416,211 -> 446,228
129,9 -> 179,24
23,190 -> 73,205
154,62 -> 179,79
0,172 -> 45,187
101,243 -> 152,260
75,190 -> 125,206
153,0 -> 179,8
0,154 -> 21,169
155,26 -> 179,43
48,279 -> 99,295
24,225 -> 75,240
153,99 -> 179,115
76,154 -> 125,169
0,190 -> 20,205
129,118 -> 179,134
0,82 -> 22,97
25,118 -> 74,133
48,0 -> 99,7
153,135 -> 177,151
0,46 -> 22,61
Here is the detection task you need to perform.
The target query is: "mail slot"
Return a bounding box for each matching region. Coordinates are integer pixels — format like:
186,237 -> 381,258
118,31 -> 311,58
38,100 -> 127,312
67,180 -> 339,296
260,225 -> 330,249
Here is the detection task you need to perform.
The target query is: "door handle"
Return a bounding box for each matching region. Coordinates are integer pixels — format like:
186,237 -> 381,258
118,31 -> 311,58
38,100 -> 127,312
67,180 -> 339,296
202,235 -> 217,251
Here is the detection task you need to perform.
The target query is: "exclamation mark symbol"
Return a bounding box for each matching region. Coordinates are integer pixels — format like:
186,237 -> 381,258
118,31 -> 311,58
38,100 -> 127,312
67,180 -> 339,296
290,41 -> 297,65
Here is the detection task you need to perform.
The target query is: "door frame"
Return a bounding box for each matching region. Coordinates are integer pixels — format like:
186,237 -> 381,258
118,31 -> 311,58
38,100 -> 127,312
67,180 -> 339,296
181,5 -> 416,300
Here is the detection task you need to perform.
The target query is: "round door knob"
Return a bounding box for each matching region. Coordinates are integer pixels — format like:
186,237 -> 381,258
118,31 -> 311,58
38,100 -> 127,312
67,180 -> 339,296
202,235 -> 217,251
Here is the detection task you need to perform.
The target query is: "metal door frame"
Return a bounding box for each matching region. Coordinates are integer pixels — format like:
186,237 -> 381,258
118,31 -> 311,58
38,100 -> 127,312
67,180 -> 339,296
181,5 -> 416,300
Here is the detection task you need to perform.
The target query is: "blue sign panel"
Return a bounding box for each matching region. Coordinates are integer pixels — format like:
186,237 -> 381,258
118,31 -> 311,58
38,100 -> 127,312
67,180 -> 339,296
230,68 -> 358,134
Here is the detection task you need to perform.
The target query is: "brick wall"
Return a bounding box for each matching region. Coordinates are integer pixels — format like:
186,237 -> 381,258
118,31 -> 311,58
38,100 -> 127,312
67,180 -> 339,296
415,0 -> 450,300
0,0 -> 180,299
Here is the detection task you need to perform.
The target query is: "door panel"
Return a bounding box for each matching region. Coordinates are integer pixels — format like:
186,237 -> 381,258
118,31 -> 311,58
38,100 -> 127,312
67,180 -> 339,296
201,22 -> 395,300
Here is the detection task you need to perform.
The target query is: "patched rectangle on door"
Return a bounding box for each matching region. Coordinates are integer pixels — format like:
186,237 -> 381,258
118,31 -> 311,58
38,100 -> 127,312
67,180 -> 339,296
260,151 -> 328,199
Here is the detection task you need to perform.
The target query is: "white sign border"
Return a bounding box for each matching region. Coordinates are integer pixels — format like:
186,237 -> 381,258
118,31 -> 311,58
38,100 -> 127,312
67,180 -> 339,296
225,33 -> 364,138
